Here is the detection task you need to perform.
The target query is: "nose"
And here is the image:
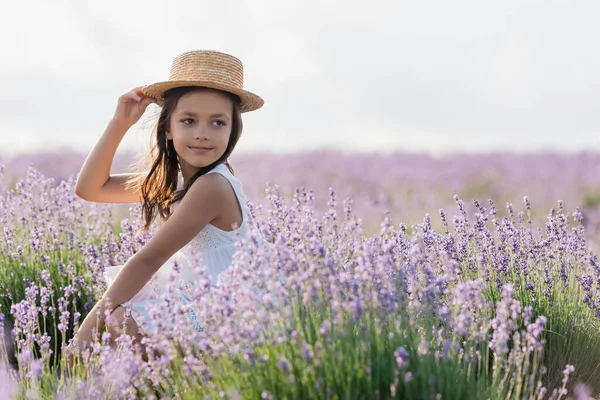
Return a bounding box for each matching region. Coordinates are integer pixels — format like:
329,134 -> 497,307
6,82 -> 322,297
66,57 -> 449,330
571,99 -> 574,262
194,125 -> 208,140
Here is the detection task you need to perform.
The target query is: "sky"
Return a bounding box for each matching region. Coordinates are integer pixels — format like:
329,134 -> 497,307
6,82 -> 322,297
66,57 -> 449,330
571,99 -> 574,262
1,0 -> 599,157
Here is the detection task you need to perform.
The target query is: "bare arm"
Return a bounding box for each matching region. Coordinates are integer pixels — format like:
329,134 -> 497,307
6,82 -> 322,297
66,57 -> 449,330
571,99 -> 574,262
75,87 -> 156,204
98,173 -> 226,306
74,173 -> 228,348
75,119 -> 143,203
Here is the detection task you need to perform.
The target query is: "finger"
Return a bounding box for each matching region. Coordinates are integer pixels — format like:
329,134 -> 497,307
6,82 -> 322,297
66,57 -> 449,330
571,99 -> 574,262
126,91 -> 141,102
119,91 -> 141,103
131,87 -> 145,96
140,96 -> 155,109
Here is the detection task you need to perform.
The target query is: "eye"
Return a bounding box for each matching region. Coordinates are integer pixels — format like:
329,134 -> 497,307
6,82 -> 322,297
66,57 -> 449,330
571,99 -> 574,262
181,118 -> 194,125
213,120 -> 226,127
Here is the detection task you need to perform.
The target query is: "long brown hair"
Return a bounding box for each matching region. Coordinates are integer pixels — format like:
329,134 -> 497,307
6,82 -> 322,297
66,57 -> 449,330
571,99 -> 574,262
128,86 -> 243,231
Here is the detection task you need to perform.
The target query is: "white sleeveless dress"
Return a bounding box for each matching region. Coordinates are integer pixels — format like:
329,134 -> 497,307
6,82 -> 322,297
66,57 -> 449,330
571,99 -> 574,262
103,163 -> 255,335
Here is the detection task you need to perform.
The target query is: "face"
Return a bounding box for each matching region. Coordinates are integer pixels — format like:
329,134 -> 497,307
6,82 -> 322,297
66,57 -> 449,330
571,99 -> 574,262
166,90 -> 233,182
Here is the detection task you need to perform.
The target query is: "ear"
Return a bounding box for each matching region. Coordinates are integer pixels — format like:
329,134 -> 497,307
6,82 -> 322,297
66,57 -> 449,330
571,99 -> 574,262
166,130 -> 173,140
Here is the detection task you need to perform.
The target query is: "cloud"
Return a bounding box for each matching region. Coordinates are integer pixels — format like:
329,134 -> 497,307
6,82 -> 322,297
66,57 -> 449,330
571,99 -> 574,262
1,0 -> 599,156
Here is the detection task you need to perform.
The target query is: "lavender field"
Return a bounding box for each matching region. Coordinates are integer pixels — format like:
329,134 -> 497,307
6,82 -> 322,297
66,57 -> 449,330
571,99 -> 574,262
1,150 -> 600,399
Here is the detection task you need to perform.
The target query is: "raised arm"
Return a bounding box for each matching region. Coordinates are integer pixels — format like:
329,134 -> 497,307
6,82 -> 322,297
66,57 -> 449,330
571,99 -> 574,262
75,87 -> 156,204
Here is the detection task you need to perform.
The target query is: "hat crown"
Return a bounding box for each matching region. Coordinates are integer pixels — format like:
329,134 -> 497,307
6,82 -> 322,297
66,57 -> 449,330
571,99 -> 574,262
169,50 -> 244,89
142,49 -> 263,113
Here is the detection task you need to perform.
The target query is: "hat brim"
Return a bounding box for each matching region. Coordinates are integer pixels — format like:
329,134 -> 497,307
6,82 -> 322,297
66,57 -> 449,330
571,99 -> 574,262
142,80 -> 264,113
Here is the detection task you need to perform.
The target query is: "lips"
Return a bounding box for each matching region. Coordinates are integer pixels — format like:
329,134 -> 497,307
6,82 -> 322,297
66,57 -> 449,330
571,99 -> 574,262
188,146 -> 212,152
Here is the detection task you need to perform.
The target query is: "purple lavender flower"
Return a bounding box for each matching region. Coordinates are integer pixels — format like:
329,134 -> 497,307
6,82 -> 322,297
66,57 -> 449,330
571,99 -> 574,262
394,347 -> 409,369
277,357 -> 291,373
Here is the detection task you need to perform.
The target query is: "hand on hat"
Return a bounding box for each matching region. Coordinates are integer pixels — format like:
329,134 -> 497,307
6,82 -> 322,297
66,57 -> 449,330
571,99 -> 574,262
113,86 -> 159,128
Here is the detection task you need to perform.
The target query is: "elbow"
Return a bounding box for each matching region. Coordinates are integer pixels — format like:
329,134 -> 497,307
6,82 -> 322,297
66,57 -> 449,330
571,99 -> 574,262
74,182 -> 91,200
75,189 -> 88,201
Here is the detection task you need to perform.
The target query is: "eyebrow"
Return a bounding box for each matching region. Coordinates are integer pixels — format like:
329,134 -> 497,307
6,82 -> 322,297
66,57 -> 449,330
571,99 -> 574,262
177,111 -> 231,120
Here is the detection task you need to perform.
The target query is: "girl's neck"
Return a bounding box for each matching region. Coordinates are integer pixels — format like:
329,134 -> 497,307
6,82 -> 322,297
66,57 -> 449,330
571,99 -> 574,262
179,162 -> 222,186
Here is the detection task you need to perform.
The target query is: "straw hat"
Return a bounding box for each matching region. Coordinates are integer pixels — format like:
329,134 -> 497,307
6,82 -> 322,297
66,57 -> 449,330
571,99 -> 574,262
142,50 -> 264,113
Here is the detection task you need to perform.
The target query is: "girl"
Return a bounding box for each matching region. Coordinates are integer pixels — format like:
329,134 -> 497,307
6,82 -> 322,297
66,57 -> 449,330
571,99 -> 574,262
70,50 -> 264,363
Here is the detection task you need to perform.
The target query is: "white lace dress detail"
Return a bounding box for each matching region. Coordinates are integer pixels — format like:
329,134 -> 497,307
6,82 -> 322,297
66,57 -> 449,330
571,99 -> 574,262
103,163 -> 253,334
